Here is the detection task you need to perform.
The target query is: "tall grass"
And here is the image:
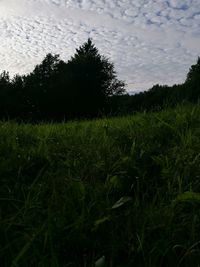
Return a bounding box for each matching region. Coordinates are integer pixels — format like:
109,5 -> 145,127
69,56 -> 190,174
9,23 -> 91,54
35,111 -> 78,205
1,103 -> 200,266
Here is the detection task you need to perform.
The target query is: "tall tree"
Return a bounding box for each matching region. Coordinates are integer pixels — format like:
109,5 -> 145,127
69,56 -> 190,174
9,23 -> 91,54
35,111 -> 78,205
186,57 -> 200,84
65,38 -> 125,117
0,40 -> 125,121
185,57 -> 200,101
0,71 -> 11,118
23,53 -> 63,120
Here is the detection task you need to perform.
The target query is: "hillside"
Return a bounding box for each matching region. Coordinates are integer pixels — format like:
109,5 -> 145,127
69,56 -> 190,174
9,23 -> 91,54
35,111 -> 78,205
1,103 -> 200,266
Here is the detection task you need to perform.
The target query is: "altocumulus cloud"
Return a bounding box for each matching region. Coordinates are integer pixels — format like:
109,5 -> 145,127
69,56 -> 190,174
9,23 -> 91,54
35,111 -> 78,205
0,0 -> 200,92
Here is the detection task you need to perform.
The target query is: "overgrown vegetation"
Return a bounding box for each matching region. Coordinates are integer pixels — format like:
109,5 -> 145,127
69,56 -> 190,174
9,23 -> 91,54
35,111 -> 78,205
1,103 -> 200,266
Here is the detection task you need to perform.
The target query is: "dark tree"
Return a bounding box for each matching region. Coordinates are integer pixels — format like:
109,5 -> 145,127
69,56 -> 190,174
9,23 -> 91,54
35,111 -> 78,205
23,53 -> 64,120
0,71 -> 12,118
65,38 -> 125,117
186,57 -> 200,84
17,40 -> 125,121
184,57 -> 200,101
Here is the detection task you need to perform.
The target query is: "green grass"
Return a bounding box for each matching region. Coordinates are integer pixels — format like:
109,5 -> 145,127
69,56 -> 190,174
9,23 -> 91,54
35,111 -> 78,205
1,103 -> 200,266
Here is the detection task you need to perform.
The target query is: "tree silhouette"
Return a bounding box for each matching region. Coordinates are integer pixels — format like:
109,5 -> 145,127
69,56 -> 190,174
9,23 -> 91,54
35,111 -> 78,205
0,71 -> 12,118
23,53 -> 63,120
186,57 -> 200,84
16,40 -> 126,120
65,38 -> 125,117
184,57 -> 200,101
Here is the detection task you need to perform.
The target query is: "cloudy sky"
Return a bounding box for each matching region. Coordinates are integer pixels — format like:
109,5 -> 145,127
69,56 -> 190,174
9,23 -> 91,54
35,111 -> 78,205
0,0 -> 200,92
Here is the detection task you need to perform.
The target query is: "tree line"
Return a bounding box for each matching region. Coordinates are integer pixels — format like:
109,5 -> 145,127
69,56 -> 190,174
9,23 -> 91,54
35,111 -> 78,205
109,57 -> 200,115
0,39 -> 125,122
0,38 -> 200,121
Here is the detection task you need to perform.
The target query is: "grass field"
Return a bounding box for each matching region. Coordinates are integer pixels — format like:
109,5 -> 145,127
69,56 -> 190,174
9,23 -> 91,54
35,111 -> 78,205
1,103 -> 200,266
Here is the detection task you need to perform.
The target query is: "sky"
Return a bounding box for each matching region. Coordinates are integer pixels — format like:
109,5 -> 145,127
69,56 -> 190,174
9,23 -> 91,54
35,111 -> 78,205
0,0 -> 200,93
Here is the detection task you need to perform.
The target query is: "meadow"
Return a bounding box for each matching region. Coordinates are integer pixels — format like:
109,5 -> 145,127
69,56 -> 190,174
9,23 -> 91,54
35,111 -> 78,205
1,103 -> 200,266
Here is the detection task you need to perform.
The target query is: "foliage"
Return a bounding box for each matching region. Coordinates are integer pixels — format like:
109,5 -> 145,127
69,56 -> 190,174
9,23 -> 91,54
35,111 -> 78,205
0,39 -> 125,121
65,38 -> 125,117
186,57 -> 200,84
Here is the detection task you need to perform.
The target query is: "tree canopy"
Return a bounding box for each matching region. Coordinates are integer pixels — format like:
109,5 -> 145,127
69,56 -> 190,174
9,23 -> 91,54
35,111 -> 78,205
65,38 -> 125,117
0,39 -> 125,121
186,57 -> 200,84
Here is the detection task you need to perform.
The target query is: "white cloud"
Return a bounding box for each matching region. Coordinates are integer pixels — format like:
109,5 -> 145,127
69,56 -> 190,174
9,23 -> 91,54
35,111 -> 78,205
0,0 -> 199,92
